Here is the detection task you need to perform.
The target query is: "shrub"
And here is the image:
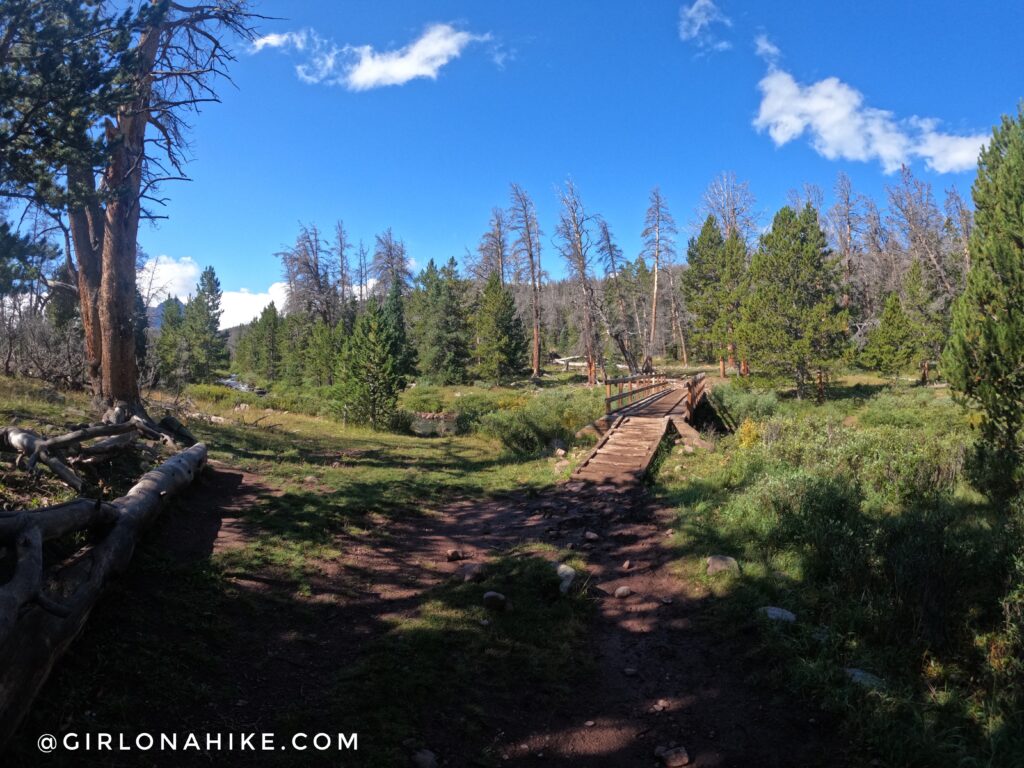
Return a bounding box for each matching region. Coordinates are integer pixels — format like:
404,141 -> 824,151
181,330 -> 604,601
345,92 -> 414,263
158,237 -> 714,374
713,382 -> 779,424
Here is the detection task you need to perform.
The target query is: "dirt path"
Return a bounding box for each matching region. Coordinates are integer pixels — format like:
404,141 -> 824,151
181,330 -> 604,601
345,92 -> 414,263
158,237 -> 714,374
155,459 -> 846,767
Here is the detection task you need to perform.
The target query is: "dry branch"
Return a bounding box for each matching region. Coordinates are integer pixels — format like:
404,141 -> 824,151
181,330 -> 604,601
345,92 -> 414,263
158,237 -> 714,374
0,443 -> 208,745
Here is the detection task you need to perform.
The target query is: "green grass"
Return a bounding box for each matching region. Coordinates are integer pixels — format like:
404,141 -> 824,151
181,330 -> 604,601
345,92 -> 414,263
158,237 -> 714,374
658,376 -> 1024,767
1,375 -> 599,766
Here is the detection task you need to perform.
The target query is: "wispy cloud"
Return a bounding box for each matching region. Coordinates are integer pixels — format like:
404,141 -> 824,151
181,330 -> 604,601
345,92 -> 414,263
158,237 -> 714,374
679,0 -> 732,52
251,30 -> 308,53
251,23 -> 491,91
753,33 -> 780,63
753,49 -> 986,174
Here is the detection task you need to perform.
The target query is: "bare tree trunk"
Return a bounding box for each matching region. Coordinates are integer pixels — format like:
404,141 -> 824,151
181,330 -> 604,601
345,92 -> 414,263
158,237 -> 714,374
66,164 -> 105,401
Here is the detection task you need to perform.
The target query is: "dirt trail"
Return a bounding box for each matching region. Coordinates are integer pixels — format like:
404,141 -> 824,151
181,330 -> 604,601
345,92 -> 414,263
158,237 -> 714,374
153,457 -> 849,767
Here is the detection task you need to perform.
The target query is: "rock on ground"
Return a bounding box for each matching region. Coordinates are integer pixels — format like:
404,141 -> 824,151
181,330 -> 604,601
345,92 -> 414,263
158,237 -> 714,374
655,745 -> 690,766
759,606 -> 796,622
556,563 -> 576,595
706,554 -> 739,575
845,667 -> 884,689
614,586 -> 632,599
483,591 -> 507,611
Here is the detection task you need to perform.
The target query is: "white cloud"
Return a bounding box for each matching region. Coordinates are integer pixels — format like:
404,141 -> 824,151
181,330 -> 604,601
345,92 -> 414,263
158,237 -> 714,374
220,282 -> 289,330
753,62 -> 986,174
251,23 -> 490,91
754,33 -> 780,63
679,0 -> 732,52
251,30 -> 308,53
138,254 -> 200,306
346,24 -> 490,91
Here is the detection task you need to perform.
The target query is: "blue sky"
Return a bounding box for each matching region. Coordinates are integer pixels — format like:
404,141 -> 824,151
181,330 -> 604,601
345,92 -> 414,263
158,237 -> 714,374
136,0 -> 1024,327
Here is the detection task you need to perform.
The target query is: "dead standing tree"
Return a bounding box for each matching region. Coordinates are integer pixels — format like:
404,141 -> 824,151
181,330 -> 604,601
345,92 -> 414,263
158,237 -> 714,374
555,181 -> 600,386
509,184 -> 544,378
596,217 -> 640,373
642,187 -> 677,362
63,2 -> 257,416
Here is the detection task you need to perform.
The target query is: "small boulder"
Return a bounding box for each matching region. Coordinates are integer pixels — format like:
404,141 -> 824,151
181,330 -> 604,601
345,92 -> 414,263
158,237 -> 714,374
706,555 -> 739,576
659,746 -> 690,766
446,549 -> 465,562
457,563 -> 486,582
410,749 -> 438,768
759,606 -> 796,622
614,586 -> 632,599
584,530 -> 600,541
845,667 -> 884,689
483,591 -> 507,611
554,447 -> 567,458
233,402 -> 250,412
556,563 -> 577,595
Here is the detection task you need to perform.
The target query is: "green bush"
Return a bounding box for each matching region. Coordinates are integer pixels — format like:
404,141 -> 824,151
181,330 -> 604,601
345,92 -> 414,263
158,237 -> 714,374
478,388 -> 603,455
712,381 -> 779,423
400,386 -> 446,414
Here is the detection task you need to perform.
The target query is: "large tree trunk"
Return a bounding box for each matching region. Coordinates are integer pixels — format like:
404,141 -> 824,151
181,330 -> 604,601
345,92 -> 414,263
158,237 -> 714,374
66,164 -> 105,401
96,26 -> 160,409
0,444 -> 208,746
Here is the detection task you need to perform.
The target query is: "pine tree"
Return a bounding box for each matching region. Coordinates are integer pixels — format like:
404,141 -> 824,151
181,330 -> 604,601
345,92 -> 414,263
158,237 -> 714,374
682,215 -> 746,367
381,281 -> 415,385
181,266 -> 227,382
411,258 -> 470,384
737,205 -> 847,398
336,301 -> 400,430
306,319 -> 343,387
902,260 -> 944,369
474,272 -> 527,384
861,294 -> 916,378
154,298 -> 186,388
943,105 -> 1024,501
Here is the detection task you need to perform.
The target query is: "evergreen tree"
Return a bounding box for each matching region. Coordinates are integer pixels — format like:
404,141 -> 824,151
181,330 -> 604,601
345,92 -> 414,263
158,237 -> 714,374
154,297 -> 186,388
381,281 -> 415,385
473,272 -> 527,383
181,266 -> 227,382
411,258 -> 470,384
336,301 -> 401,430
902,260 -> 944,368
861,294 -> 916,378
943,105 -> 1024,501
681,216 -> 725,362
737,205 -> 847,398
306,319 -> 343,387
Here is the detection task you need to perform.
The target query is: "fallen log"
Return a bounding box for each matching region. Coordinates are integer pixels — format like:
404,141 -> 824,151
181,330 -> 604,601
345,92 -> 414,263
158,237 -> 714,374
0,423 -> 142,491
0,443 -> 208,746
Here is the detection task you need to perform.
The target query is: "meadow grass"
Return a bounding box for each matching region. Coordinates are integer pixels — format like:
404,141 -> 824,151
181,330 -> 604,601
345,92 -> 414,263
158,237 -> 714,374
658,376 -> 1024,766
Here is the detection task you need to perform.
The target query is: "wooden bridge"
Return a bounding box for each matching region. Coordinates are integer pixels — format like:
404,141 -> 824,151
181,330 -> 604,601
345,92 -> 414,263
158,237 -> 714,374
573,373 -> 708,486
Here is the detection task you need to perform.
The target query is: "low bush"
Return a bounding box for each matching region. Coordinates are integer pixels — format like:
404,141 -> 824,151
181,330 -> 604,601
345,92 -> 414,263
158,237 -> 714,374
712,381 -> 779,423
478,388 -> 603,455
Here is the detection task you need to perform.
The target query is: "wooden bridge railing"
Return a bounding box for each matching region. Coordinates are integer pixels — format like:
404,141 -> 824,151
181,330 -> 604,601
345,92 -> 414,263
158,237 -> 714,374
603,371 -> 709,417
681,372 -> 707,419
604,373 -> 669,414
